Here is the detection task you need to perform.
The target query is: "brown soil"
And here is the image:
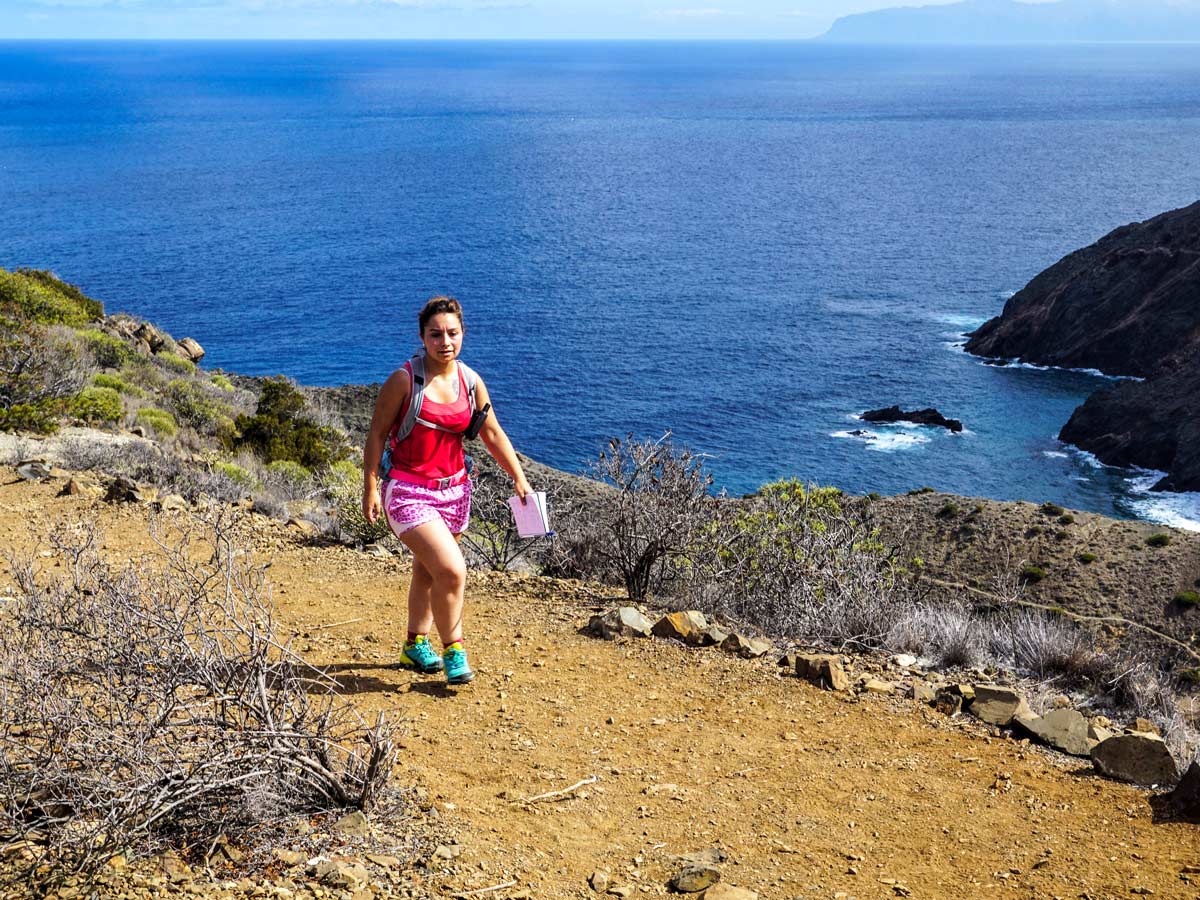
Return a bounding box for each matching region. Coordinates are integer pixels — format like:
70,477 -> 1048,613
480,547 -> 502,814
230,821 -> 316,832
2,470 -> 1198,900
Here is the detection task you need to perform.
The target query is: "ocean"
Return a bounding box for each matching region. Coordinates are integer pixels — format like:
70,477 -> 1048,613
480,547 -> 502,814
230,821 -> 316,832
3,40 -> 1200,526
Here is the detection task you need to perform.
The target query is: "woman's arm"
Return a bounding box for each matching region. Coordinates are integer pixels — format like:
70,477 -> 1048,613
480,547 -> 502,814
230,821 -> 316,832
473,376 -> 532,501
362,369 -> 410,523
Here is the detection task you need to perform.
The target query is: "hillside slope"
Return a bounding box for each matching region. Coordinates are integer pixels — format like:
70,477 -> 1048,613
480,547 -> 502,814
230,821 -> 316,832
0,472 -> 1195,899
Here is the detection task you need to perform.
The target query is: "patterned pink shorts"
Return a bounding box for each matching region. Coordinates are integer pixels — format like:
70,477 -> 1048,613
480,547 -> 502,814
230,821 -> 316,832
383,478 -> 472,537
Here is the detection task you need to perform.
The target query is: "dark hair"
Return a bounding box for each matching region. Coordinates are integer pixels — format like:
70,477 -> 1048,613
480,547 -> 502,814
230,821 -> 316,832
418,296 -> 464,335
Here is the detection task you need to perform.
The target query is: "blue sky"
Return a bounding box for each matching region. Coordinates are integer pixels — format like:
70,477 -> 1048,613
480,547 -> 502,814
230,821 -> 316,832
1,0 -> 1001,40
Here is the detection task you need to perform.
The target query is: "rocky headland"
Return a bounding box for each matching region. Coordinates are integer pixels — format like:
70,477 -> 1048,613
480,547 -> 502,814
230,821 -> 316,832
965,200 -> 1200,492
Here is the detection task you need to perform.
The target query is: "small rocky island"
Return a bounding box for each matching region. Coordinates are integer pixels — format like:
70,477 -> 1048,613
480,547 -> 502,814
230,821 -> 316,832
862,406 -> 963,433
965,200 -> 1200,492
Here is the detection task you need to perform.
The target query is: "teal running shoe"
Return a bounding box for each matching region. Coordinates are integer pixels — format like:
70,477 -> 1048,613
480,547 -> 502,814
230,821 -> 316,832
398,636 -> 443,674
443,643 -> 475,685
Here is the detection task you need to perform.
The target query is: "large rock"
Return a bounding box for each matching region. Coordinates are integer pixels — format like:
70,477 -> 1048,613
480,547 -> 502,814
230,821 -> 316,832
1165,761 -> 1200,818
701,886 -> 758,900
134,322 -> 167,352
16,459 -> 51,482
719,632 -> 772,659
794,654 -> 849,692
104,476 -> 157,505
861,405 -> 963,433
589,607 -> 653,640
176,337 -> 205,362
968,684 -> 1031,727
965,200 -> 1200,492
668,865 -> 720,893
652,611 -> 717,646
1015,708 -> 1093,757
1091,733 -> 1180,786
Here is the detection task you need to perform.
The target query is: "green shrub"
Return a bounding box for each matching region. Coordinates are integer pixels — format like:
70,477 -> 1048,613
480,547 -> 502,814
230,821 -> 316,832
1146,533 -> 1172,548
1025,525 -> 1043,537
156,352 -> 196,375
1077,551 -> 1097,564
0,400 -> 64,434
92,373 -> 128,393
1173,590 -> 1200,608
211,374 -> 234,392
120,359 -> 166,394
77,328 -> 132,369
164,379 -> 232,435
326,462 -> 391,545
266,459 -> 312,485
234,377 -> 349,470
936,501 -> 960,519
1057,514 -> 1075,525
866,492 -> 881,502
1180,667 -> 1200,685
69,386 -> 122,424
0,268 -> 103,326
1020,565 -> 1047,583
135,407 -> 177,438
214,461 -> 255,489
908,486 -> 935,495
1040,502 -> 1065,517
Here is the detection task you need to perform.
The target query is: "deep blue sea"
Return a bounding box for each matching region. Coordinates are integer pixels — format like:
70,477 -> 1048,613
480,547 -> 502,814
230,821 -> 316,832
3,41 -> 1200,526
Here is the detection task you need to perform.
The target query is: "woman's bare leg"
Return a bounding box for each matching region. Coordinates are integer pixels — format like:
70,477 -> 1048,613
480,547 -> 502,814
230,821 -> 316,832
398,519 -> 467,646
407,556 -> 435,636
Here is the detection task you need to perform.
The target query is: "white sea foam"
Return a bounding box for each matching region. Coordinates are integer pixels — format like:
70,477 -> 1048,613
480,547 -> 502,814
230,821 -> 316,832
1042,450 -> 1069,459
934,313 -> 988,330
971,357 -> 1141,381
1122,472 -> 1200,532
1057,444 -> 1200,531
831,428 -> 931,452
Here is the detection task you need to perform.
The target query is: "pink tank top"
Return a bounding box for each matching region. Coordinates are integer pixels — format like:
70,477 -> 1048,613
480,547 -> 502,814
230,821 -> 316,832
391,363 -> 471,479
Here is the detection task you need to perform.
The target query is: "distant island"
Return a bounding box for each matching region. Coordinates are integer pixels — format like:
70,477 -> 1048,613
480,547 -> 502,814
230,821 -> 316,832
820,0 -> 1200,43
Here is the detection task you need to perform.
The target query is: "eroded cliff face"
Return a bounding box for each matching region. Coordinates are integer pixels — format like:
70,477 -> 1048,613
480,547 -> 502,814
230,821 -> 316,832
965,201 -> 1200,492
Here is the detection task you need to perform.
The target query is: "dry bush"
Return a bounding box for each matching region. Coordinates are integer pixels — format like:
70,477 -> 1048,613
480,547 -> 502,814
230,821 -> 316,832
0,511 -> 396,889
55,437 -> 248,503
460,462 -> 543,571
887,603 -> 988,669
0,324 -> 95,431
1008,609 -> 1107,685
576,433 -> 716,602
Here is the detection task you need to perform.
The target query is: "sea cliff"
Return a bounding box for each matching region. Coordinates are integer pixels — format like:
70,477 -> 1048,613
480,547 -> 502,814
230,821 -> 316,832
965,200 -> 1200,492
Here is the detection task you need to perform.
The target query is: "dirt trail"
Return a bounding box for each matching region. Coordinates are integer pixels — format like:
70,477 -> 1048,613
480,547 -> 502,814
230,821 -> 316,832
2,474 -> 1198,900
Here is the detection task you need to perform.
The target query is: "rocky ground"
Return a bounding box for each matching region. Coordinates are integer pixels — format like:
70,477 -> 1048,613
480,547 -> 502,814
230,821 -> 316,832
2,468 -> 1199,900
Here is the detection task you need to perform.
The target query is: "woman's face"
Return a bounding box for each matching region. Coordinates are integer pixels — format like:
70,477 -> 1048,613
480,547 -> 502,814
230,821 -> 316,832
421,312 -> 464,363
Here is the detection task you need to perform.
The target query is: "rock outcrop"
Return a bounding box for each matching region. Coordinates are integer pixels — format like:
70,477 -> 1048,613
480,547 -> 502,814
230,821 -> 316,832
965,200 -> 1200,492
861,406 -> 963,433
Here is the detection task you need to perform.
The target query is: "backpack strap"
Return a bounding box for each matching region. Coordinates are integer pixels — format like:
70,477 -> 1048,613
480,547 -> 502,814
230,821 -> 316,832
391,355 -> 477,447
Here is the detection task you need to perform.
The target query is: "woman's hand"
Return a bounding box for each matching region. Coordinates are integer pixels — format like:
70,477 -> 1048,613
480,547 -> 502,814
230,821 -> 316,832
363,487 -> 382,524
513,476 -> 533,502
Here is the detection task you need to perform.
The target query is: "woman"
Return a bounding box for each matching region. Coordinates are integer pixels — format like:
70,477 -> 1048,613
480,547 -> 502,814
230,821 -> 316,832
363,296 -> 532,685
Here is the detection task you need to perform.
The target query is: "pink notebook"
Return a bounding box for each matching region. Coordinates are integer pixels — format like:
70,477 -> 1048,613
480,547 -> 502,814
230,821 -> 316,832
507,491 -> 552,538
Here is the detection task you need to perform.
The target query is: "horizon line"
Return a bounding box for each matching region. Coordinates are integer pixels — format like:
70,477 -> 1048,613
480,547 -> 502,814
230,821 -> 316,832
5,36 -> 1200,44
